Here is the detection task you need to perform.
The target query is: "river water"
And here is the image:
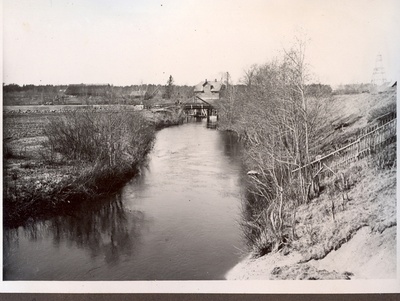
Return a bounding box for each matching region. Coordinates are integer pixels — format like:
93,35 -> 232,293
3,120 -> 248,280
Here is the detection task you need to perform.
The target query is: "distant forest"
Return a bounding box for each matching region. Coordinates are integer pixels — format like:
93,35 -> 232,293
5,82 -> 375,97
3,83 -> 194,98
2,83 -> 196,106
3,82 -> 374,107
3,84 -> 68,93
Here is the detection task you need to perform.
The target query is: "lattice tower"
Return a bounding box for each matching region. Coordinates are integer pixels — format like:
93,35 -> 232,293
371,54 -> 387,86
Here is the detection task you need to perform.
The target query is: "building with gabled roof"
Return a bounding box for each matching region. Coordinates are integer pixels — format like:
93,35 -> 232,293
194,79 -> 225,103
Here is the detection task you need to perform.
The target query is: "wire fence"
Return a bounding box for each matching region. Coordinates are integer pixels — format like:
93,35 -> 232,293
292,113 -> 397,177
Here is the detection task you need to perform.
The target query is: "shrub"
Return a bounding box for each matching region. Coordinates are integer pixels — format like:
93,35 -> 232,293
45,109 -> 155,168
44,109 -> 156,195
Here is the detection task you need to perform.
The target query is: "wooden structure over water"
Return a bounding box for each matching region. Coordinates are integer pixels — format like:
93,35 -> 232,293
180,95 -> 218,121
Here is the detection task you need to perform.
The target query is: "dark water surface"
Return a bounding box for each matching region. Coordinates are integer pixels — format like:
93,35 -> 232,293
3,120 -> 248,280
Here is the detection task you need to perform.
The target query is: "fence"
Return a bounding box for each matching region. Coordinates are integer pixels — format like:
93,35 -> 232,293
292,115 -> 397,177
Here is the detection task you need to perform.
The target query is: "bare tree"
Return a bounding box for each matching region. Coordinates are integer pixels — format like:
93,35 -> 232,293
241,64 -> 258,87
220,37 -> 327,254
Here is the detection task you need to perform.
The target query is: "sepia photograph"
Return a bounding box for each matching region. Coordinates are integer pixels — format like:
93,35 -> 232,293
1,0 -> 399,294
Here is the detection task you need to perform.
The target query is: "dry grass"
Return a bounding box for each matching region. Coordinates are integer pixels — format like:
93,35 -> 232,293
291,153 -> 396,263
316,90 -> 396,154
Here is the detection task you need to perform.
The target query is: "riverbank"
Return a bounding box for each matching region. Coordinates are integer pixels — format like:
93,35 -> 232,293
222,89 -> 397,280
4,121 -> 248,280
3,108 -> 184,228
226,152 -> 396,280
226,227 -> 396,280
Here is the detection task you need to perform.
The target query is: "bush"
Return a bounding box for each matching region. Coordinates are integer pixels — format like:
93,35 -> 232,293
241,168 -> 296,257
44,109 -> 156,195
45,109 -> 155,168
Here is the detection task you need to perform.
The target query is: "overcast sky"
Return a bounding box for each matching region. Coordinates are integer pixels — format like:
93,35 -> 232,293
3,0 -> 400,86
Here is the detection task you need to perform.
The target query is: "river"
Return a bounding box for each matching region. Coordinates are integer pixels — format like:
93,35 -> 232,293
3,119 -> 248,280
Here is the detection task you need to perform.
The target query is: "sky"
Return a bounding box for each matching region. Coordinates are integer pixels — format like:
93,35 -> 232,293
3,0 -> 400,86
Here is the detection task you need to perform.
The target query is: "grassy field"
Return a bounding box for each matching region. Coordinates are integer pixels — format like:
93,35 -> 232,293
3,113 -> 52,139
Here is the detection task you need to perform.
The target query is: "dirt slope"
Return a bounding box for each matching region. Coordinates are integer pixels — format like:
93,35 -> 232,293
226,164 -> 396,280
308,226 -> 396,279
226,90 -> 397,280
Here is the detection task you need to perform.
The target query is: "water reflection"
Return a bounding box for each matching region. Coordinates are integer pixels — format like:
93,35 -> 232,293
53,194 -> 143,264
4,121 -> 248,280
4,193 -> 146,276
219,130 -> 242,159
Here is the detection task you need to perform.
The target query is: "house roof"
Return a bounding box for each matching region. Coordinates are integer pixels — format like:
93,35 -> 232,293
194,80 -> 224,93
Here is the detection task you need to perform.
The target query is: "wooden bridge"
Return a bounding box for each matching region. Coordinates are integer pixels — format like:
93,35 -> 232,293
180,96 -> 218,120
153,96 -> 219,120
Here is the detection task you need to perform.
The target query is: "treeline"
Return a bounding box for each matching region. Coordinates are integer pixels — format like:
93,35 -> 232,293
65,84 -> 111,96
4,82 -> 375,97
216,40 -> 333,256
65,84 -> 195,99
3,83 -> 196,107
3,82 -> 194,107
3,83 -> 195,98
3,84 -> 68,93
